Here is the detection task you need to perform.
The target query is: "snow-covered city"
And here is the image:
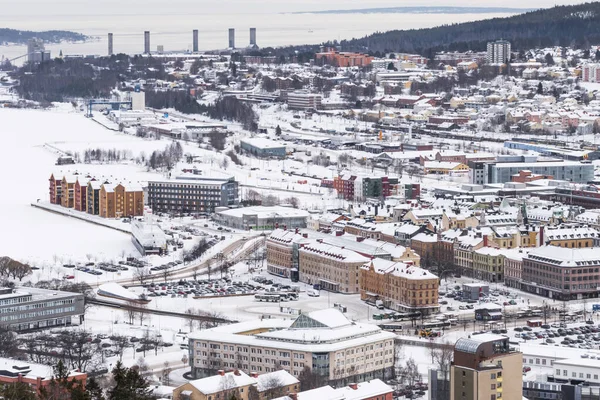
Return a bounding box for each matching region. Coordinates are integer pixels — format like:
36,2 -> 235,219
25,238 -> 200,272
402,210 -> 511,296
5,3 -> 600,400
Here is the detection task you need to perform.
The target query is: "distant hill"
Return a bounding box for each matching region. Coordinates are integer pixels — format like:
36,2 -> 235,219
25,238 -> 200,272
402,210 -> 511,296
291,6 -> 533,15
273,2 -> 600,57
0,28 -> 87,45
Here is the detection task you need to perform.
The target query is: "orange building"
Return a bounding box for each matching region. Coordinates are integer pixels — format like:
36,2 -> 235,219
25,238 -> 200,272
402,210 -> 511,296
74,177 -> 90,212
60,175 -> 77,208
315,50 -> 374,67
99,183 -> 144,219
49,173 -> 62,205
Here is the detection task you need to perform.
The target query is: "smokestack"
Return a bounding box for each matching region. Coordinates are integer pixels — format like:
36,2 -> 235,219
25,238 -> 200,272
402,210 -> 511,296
108,33 -> 113,56
193,29 -> 199,52
250,28 -> 257,46
144,31 -> 150,54
228,28 -> 235,49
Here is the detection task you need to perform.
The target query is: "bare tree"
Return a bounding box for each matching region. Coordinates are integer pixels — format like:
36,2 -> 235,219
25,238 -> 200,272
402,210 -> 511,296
162,361 -> 172,386
124,300 -> 138,325
112,335 -> 130,362
260,374 -> 285,399
433,341 -> 454,397
134,267 -> 151,286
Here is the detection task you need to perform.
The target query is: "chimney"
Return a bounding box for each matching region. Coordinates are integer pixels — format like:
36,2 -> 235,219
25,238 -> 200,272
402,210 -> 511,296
250,371 -> 258,378
483,235 -> 488,247
349,383 -> 358,390
539,226 -> 544,246
218,370 -> 225,376
233,369 -> 241,376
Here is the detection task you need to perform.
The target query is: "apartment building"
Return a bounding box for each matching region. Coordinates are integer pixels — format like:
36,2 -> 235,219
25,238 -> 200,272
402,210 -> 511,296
503,248 -> 529,289
49,173 -> 62,205
188,309 -> 396,387
147,178 -> 238,215
315,50 -> 374,67
0,287 -> 84,332
541,225 -> 599,248
360,258 -> 439,315
486,40 -> 511,64
0,357 -> 86,396
73,177 -> 89,212
60,175 -> 77,208
450,334 -> 522,400
472,247 -> 505,283
522,245 -> 600,300
86,180 -> 102,215
582,63 -> 600,83
266,229 -> 308,278
99,183 -> 144,218
298,240 -> 370,293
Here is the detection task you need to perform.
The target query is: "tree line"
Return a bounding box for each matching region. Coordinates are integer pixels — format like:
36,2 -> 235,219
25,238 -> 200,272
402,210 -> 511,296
147,142 -> 184,171
0,29 -> 86,45
81,148 -> 133,164
0,256 -> 32,281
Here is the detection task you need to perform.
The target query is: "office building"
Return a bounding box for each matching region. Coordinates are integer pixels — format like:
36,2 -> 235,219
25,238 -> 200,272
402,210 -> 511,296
0,287 -> 84,332
240,138 -> 286,158
188,309 -> 396,386
148,177 -> 239,215
486,40 -> 511,64
522,245 -> 600,300
144,31 -> 150,54
215,206 -> 308,230
229,28 -> 235,49
287,91 -> 322,110
250,27 -> 257,47
471,160 -> 594,184
193,29 -> 199,52
108,32 -> 113,56
360,258 -> 439,315
450,334 -> 522,400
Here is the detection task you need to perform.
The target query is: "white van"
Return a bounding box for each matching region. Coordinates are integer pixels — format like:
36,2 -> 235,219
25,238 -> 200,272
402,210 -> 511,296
307,289 -> 320,297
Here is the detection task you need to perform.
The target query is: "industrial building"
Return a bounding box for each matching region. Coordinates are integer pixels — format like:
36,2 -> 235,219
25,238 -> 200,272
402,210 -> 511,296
188,309 -> 396,386
193,29 -> 199,52
27,38 -> 50,64
215,206 -> 309,230
228,28 -> 235,49
147,177 -> 239,215
240,138 -> 287,158
144,31 -> 150,54
108,33 -> 113,56
0,287 -> 84,332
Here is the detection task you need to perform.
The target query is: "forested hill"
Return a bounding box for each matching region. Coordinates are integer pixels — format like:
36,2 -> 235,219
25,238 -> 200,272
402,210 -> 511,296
320,2 -> 600,55
0,28 -> 87,45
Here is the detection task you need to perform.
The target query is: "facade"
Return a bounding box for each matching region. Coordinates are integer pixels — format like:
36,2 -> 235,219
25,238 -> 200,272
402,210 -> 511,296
0,287 -> 84,332
49,173 -> 62,205
315,50 -> 374,67
215,206 -> 308,230
360,258 -> 439,314
86,181 -> 102,215
472,247 -> 505,283
240,138 -> 287,159
99,183 -> 144,218
542,225 -> 598,248
287,91 -> 322,110
274,380 -> 393,400
298,240 -> 370,293
450,334 -> 522,400
74,178 -> 89,212
60,176 -> 77,208
486,40 -> 511,64
503,248 -> 528,289
474,161 -> 594,184
582,63 -> 600,83
0,357 -> 86,395
522,245 -> 600,300
148,178 -> 238,215
188,309 -> 396,386
266,229 -> 308,278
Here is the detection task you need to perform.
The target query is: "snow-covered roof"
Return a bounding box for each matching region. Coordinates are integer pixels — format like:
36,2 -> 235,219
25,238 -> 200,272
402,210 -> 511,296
336,379 -> 393,400
526,245 -> 600,267
256,370 -> 299,392
218,206 -> 309,219
188,371 -> 256,395
98,282 -> 140,301
299,240 -> 370,264
362,258 -> 437,280
0,357 -> 84,380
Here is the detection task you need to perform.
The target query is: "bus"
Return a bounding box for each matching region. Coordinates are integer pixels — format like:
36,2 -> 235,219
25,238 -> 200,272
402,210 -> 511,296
255,294 -> 281,302
423,321 -> 451,330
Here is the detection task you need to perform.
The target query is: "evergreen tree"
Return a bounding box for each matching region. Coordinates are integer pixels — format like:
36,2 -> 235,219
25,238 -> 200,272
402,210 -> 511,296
545,53 -> 555,65
275,125 -> 282,136
85,377 -> 105,400
0,381 -> 36,400
108,361 -> 153,400
537,82 -> 543,95
596,49 -> 600,61
38,360 -> 87,400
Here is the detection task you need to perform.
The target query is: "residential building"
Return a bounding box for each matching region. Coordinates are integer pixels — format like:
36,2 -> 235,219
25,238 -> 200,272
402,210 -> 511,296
522,245 -> 600,300
287,91 -> 322,110
86,180 -> 102,215
266,229 -> 308,278
472,247 -> 505,283
0,357 -> 86,396
148,178 -> 238,215
48,173 -> 62,205
298,240 -> 370,293
486,40 -> 511,64
0,287 -> 84,332
173,369 -> 299,400
360,258 -> 439,315
60,175 -> 77,208
582,63 -> 600,83
99,183 -> 144,219
216,206 -> 308,230
188,309 -> 396,386
542,225 -> 599,248
503,248 -> 529,289
315,50 -> 374,67
73,177 -> 89,212
240,138 -> 287,159
450,334 -> 522,400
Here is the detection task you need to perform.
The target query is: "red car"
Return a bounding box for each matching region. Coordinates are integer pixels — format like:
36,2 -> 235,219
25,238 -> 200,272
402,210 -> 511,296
63,275 -> 75,280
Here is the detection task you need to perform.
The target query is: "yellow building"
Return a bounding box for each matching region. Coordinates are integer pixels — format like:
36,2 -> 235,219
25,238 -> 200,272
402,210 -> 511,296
360,258 -> 439,314
542,225 -> 598,248
423,161 -> 469,175
451,334 -> 522,400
